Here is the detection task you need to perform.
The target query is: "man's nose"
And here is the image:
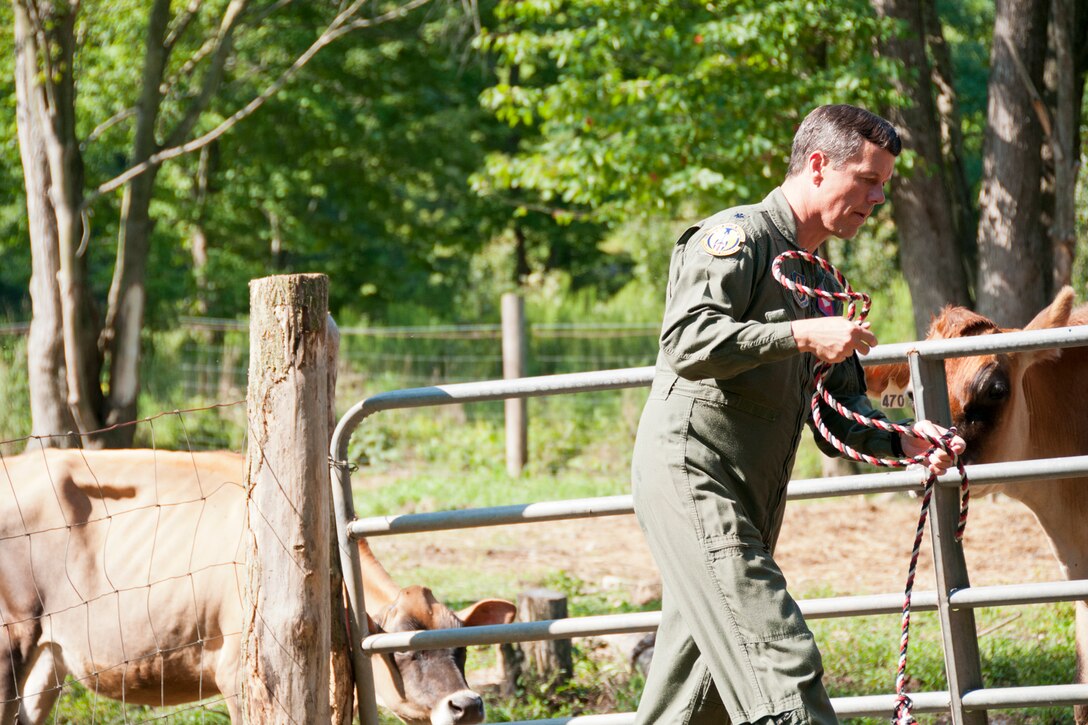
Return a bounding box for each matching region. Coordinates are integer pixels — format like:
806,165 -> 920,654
869,184 -> 886,205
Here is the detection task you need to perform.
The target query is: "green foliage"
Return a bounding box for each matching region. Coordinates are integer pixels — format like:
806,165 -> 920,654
0,332 -> 30,447
476,0 -> 902,223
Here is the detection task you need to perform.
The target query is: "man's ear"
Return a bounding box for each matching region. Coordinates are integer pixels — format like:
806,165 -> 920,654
809,150 -> 828,184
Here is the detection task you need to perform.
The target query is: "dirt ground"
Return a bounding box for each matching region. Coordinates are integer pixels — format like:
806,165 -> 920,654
368,489 -> 1061,603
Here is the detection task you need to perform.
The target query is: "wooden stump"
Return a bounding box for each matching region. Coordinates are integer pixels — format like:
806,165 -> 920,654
499,588 -> 572,691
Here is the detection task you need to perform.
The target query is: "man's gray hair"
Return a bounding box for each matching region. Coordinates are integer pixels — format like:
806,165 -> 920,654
786,105 -> 901,177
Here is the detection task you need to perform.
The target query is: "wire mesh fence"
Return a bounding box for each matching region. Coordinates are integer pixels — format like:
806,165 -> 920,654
0,411 -> 251,723
0,318 -> 661,465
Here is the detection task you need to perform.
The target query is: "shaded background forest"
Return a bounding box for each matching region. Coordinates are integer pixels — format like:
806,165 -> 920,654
1,0 -> 1087,446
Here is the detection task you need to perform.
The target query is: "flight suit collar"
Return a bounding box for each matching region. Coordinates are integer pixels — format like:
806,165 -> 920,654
762,187 -> 801,249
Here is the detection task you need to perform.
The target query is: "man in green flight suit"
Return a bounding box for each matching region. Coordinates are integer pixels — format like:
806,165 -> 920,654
631,104 -> 966,724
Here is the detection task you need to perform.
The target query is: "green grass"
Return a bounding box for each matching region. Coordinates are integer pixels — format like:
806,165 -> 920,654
814,603 -> 1076,724
48,681 -> 232,724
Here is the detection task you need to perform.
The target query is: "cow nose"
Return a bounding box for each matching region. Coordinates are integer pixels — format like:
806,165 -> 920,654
440,690 -> 484,724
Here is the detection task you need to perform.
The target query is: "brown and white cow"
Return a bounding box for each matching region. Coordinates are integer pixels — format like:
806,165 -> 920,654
0,448 -> 515,725
867,287 -> 1088,720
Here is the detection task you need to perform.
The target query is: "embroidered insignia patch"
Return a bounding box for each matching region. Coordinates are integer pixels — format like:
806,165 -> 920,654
818,294 -> 837,317
791,272 -> 809,308
699,223 -> 746,257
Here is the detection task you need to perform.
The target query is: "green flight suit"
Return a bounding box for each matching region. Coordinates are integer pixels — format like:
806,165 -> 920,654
631,188 -> 902,725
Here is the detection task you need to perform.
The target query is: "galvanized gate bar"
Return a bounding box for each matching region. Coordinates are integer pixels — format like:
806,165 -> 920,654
961,684 -> 1088,709
360,577 -> 1088,653
860,324 -> 1088,364
502,684 -> 1088,724
910,352 -> 985,725
348,456 -> 1088,537
329,324 -> 1088,725
362,611 -> 661,653
349,495 -> 636,537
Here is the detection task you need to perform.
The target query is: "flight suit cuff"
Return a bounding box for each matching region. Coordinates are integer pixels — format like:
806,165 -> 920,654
762,320 -> 799,358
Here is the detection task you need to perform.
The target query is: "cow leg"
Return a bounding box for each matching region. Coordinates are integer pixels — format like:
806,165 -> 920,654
16,645 -> 66,725
0,629 -> 20,725
0,620 -> 42,725
213,647 -> 241,724
1076,600 -> 1088,725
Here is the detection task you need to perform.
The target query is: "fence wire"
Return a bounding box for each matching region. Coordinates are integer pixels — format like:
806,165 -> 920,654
0,402 -> 319,724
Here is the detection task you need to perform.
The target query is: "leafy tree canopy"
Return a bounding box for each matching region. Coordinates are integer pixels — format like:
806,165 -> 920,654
474,0 -> 903,222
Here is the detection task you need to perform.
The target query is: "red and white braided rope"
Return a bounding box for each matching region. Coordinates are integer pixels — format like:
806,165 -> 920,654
772,250 -> 969,725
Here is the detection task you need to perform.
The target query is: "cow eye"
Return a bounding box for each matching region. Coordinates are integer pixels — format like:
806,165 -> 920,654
985,379 -> 1009,402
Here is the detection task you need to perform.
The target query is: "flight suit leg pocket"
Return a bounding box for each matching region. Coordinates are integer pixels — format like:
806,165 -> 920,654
704,538 -> 808,644
705,538 -> 827,717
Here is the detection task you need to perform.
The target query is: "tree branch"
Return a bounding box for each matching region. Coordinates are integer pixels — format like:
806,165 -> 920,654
18,0 -> 59,116
162,0 -> 249,149
1002,34 -> 1055,142
164,0 -> 204,53
84,0 -> 434,208
159,0 -> 293,103
82,107 -> 136,147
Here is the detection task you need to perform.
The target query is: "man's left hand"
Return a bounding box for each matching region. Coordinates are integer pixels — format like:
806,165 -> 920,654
899,420 -> 967,476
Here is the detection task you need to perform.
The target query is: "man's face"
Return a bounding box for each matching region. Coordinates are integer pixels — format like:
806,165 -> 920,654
814,140 -> 895,240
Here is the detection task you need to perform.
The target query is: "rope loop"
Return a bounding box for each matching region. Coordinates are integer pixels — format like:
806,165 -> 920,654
771,250 -> 969,724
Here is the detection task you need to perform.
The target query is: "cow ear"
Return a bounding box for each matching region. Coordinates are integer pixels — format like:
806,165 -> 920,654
864,363 -> 910,399
457,598 -> 517,627
1024,286 -> 1075,332
1017,286 -> 1075,368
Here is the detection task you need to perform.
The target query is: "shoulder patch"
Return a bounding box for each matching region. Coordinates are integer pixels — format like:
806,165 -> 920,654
698,223 -> 747,257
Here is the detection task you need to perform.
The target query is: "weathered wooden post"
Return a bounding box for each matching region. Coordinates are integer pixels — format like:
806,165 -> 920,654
502,293 -> 528,476
499,587 -> 573,689
242,274 -> 331,723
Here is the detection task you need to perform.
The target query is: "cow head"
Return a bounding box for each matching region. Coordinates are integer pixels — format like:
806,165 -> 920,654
865,287 -> 1076,465
368,585 -> 516,725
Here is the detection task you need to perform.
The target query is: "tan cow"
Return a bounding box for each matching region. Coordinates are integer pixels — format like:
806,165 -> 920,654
866,287 -> 1088,721
0,448 -> 515,725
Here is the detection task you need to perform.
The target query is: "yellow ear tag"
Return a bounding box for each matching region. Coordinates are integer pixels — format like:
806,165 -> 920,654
699,223 -> 746,257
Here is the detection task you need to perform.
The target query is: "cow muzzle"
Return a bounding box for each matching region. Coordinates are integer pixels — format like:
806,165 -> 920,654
431,689 -> 484,725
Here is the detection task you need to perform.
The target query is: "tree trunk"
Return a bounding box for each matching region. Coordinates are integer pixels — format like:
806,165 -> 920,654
101,168 -> 159,446
100,0 -> 172,447
15,7 -> 78,446
922,0 -> 978,292
14,1 -> 104,445
871,0 -> 971,336
1045,0 -> 1088,293
1047,0 -> 1078,293
976,0 -> 1051,327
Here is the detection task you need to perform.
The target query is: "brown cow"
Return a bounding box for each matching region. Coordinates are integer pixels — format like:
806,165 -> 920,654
866,287 -> 1088,721
0,448 -> 515,725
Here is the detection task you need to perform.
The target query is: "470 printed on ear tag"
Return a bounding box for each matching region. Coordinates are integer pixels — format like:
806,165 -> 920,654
699,223 -> 746,257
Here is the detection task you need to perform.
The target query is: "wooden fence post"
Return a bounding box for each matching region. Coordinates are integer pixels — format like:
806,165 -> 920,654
502,293 -> 528,476
242,274 -> 331,723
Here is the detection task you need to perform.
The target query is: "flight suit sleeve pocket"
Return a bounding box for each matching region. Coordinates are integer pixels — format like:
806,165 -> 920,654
764,309 -> 789,323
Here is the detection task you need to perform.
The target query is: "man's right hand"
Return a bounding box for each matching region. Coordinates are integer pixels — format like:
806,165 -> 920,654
791,317 -> 878,363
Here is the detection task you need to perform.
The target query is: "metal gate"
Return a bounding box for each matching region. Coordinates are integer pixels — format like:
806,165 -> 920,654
329,324 -> 1088,724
